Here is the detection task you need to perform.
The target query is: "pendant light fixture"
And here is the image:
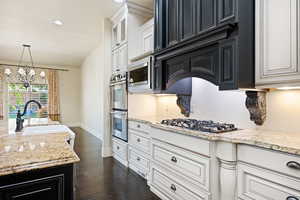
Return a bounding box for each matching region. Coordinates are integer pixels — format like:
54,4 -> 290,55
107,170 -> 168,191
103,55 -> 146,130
4,44 -> 46,88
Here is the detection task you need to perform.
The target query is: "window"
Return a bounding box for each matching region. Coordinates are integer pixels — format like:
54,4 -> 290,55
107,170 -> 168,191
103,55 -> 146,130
8,83 -> 48,119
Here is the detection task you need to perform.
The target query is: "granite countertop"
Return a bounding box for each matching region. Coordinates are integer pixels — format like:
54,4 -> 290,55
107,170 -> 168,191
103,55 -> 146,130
0,132 -> 79,176
129,117 -> 300,156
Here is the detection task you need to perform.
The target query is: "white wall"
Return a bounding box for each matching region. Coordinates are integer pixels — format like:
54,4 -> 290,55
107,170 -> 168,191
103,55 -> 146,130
58,67 -> 81,127
80,18 -> 112,156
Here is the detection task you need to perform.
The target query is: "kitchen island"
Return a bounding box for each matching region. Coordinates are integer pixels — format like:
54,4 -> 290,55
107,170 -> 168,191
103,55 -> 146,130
0,122 -> 79,200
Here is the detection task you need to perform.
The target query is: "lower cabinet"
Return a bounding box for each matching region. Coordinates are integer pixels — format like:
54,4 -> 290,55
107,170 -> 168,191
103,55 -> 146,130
0,164 -> 74,200
150,166 -> 210,200
128,147 -> 150,179
237,163 -> 300,200
112,138 -> 128,167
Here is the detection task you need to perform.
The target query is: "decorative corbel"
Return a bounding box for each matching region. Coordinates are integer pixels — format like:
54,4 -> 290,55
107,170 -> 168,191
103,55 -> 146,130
176,94 -> 191,117
245,91 -> 267,125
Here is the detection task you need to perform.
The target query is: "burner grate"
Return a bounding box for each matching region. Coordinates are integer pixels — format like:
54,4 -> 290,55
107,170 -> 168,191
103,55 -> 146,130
161,119 -> 237,133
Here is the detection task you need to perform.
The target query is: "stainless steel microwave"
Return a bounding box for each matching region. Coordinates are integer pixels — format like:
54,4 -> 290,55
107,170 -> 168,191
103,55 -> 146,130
128,56 -> 153,93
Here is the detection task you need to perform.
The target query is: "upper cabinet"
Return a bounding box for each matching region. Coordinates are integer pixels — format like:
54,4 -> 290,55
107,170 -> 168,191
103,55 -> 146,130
255,0 -> 300,88
140,18 -> 154,54
153,0 -> 255,91
110,2 -> 153,73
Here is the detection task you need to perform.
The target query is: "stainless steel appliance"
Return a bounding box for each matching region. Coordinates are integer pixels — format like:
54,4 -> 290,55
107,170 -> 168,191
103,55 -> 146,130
111,110 -> 128,142
128,56 -> 153,93
110,72 -> 128,111
110,72 -> 128,142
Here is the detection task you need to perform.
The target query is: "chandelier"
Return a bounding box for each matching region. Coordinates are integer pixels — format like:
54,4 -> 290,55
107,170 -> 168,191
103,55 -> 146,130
4,44 -> 46,88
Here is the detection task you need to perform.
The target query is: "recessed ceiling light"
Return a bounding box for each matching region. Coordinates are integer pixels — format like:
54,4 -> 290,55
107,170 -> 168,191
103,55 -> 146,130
53,20 -> 63,26
113,0 -> 125,3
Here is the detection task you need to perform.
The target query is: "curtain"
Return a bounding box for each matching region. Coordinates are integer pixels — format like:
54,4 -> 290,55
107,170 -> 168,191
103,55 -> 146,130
47,70 -> 60,121
0,68 -> 4,120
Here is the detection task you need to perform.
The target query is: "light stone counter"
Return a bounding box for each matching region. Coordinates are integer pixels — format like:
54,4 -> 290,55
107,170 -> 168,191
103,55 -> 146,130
0,132 -> 79,176
129,118 -> 300,156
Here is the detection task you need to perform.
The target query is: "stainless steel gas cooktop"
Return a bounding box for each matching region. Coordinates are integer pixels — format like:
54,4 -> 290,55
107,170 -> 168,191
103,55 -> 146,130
161,119 -> 238,133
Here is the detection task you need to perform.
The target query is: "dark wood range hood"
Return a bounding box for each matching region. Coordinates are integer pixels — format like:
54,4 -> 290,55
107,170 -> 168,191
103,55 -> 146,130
152,0 -> 255,93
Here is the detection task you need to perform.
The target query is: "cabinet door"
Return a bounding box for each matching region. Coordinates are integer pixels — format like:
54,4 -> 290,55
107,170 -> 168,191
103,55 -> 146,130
219,38 -> 237,90
167,0 -> 180,47
142,23 -> 154,53
256,0 -> 300,86
218,0 -> 236,24
154,0 -> 167,51
112,49 -> 119,72
112,24 -> 119,49
179,0 -> 196,41
0,175 -> 64,200
119,16 -> 127,46
118,44 -> 128,72
197,0 -> 217,33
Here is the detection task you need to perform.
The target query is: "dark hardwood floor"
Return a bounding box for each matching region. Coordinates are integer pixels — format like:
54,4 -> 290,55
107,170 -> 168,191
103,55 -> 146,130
71,127 -> 160,200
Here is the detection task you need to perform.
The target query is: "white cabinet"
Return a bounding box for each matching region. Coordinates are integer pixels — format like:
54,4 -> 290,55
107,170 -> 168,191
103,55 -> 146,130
112,16 -> 127,50
112,43 -> 128,73
112,138 -> 128,167
237,145 -> 300,200
128,121 -> 151,180
118,43 -> 128,72
140,18 -> 154,54
256,0 -> 300,87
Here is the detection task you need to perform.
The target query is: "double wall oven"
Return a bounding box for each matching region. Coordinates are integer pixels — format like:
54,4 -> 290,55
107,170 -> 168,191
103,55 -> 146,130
110,72 -> 128,142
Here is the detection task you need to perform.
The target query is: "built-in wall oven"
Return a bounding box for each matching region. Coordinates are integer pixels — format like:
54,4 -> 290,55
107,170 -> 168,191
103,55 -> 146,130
111,110 -> 128,142
110,72 -> 128,142
128,56 -> 153,93
110,72 -> 128,111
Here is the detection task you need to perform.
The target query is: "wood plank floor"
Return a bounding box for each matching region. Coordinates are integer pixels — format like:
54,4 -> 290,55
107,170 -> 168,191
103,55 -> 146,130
72,127 -> 161,200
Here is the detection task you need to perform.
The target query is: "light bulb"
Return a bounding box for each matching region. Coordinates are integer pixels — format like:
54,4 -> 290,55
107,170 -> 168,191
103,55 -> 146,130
29,69 -> 36,76
4,68 -> 11,76
18,68 -> 25,75
40,71 -> 46,78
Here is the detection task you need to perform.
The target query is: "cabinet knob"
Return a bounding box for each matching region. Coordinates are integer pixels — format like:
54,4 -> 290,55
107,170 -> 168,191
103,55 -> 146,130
287,196 -> 299,200
286,161 -> 300,170
171,156 -> 177,163
137,138 -> 141,143
117,146 -> 120,150
137,124 -> 141,128
170,184 -> 176,192
137,157 -> 141,161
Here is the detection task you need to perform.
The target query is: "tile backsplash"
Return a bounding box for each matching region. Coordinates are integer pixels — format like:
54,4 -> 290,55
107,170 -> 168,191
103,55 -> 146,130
129,78 -> 300,133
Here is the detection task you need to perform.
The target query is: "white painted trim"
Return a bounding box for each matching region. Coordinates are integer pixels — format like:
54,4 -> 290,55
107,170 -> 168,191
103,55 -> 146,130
64,122 -> 81,127
102,145 -> 113,157
80,123 -> 101,139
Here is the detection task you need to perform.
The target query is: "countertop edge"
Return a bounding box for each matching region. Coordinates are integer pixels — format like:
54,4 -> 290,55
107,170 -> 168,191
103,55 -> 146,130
128,118 -> 300,156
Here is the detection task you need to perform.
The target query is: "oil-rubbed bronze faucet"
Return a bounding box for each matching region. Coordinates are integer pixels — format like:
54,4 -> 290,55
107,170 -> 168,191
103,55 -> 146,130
15,100 -> 42,132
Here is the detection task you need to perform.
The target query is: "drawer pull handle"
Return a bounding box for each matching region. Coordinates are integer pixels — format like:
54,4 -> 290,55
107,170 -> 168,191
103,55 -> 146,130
137,138 -> 141,142
137,124 -> 141,128
287,196 -> 299,200
137,157 -> 141,161
171,156 -> 177,163
287,161 -> 300,170
170,184 -> 176,192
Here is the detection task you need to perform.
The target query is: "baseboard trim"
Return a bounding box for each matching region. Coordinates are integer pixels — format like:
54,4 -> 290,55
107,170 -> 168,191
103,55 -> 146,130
102,146 -> 113,157
80,124 -> 101,139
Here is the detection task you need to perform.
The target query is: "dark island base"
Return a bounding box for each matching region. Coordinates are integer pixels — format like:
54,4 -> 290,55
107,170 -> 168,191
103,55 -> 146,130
0,164 -> 74,200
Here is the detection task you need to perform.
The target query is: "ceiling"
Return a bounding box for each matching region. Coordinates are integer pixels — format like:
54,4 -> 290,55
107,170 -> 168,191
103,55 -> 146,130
0,0 -> 153,67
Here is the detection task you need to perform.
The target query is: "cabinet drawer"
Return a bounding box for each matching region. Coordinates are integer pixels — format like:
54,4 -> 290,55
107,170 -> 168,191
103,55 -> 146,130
151,167 -> 209,200
128,121 -> 150,134
152,139 -> 210,191
128,147 -> 150,170
128,147 -> 150,179
238,145 -> 300,178
129,131 -> 150,154
238,163 -> 300,200
112,138 -> 128,159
